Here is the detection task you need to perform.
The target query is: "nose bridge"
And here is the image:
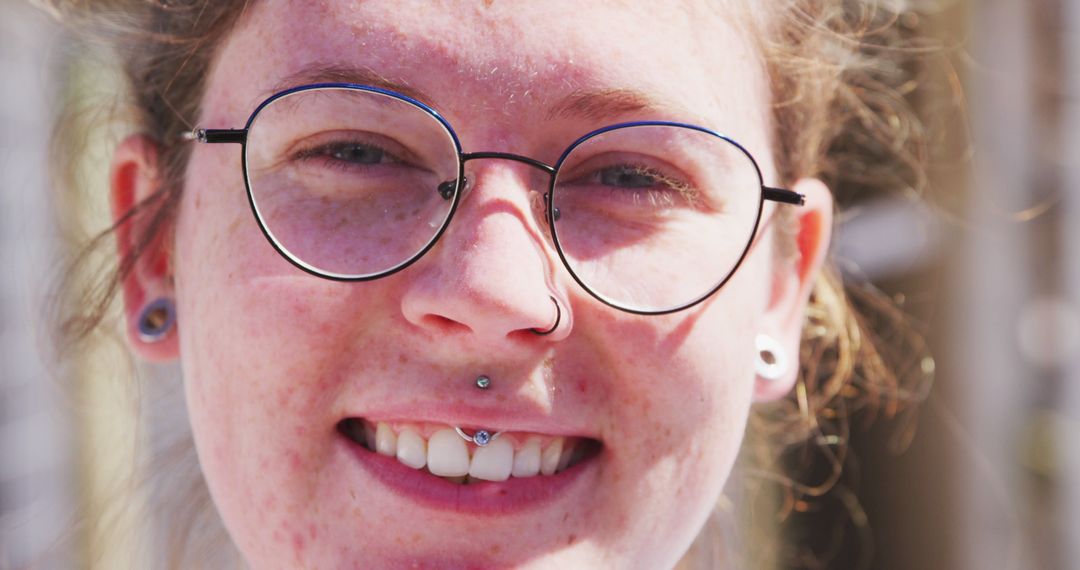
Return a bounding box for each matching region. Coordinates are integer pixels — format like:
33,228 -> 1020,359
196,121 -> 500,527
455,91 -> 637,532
460,151 -> 557,177
451,153 -> 555,263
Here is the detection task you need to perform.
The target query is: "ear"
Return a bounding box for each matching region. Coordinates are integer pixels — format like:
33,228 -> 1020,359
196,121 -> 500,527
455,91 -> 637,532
753,178 -> 833,402
111,134 -> 180,362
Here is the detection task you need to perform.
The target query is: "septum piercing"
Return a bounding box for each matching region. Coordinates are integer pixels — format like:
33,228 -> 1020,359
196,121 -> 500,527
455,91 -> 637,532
530,296 -> 562,336
455,426 -> 502,447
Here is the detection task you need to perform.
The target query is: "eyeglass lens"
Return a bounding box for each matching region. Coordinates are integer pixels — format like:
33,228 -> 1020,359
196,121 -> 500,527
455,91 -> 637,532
244,87 -> 764,313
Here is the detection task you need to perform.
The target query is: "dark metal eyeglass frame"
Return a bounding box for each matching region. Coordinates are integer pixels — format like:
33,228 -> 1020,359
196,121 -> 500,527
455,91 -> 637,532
190,82 -> 805,316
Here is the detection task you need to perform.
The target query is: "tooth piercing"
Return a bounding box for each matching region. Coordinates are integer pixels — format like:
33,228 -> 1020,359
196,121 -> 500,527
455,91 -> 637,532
137,298 -> 176,343
530,296 -> 562,336
755,334 -> 788,381
475,375 -> 491,390
455,426 -> 501,447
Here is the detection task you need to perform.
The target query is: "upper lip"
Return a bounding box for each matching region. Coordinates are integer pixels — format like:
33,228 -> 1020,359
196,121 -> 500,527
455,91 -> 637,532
343,402 -> 600,441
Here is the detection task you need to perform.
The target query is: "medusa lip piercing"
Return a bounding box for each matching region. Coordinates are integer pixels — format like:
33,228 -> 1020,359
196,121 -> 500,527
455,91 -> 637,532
455,426 -> 502,447
475,375 -> 491,390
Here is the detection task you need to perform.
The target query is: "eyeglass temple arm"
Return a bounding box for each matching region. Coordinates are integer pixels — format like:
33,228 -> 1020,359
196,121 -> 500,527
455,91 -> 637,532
183,128 -> 247,144
763,186 -> 805,206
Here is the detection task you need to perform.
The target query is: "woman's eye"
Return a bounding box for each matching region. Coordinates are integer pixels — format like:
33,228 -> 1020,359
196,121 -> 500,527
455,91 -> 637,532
292,141 -> 398,168
327,143 -> 390,165
599,166 -> 660,189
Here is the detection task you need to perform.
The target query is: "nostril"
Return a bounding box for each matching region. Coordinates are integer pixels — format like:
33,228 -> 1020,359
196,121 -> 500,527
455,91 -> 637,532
420,314 -> 472,335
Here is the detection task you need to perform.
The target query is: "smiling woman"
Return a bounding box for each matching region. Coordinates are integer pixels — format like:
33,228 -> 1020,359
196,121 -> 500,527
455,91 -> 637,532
41,1 -> 933,568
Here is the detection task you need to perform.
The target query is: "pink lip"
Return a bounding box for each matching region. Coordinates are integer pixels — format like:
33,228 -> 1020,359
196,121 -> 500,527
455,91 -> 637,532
338,432 -> 600,516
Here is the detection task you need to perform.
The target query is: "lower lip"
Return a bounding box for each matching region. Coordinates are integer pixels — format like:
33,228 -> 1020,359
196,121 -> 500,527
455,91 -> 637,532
338,434 -> 599,516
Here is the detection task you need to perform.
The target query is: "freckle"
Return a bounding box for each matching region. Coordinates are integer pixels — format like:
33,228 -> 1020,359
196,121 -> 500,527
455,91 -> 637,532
411,533 -> 422,544
566,534 -> 577,545
496,394 -> 507,402
489,544 -> 502,554
562,512 -> 570,523
398,353 -> 408,364
287,450 -> 302,470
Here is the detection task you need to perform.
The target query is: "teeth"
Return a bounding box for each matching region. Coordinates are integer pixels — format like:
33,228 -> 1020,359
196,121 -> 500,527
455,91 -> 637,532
352,421 -> 590,483
556,440 -> 576,472
468,437 -> 514,482
427,428 -> 470,477
375,422 -> 397,457
540,437 -> 563,476
363,422 -> 377,451
396,429 -> 427,470
511,437 -> 542,478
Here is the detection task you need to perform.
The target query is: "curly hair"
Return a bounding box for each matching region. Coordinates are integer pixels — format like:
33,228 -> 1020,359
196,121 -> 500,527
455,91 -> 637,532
39,1 -> 940,567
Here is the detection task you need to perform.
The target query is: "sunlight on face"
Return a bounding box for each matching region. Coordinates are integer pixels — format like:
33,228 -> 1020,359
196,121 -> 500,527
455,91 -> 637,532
174,1 -> 779,568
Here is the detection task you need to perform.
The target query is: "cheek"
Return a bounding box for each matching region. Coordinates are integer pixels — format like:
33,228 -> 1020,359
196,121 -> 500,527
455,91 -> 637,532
172,152 -> 385,557
572,258 -> 768,552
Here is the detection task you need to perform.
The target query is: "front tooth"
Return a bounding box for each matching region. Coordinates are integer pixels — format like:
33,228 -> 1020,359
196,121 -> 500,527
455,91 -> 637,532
375,422 -> 397,457
540,437 -> 564,476
427,429 -> 470,477
396,429 -> 427,469
556,440 -> 576,472
469,437 -> 513,482
512,437 -> 542,478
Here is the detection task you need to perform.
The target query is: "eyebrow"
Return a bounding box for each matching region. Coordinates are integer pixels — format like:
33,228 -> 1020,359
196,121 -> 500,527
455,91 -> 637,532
545,88 -> 665,122
267,64 -> 666,123
267,63 -> 438,107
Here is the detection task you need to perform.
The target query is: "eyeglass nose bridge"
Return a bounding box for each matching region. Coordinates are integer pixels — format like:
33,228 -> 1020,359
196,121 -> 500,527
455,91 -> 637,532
451,151 -> 562,221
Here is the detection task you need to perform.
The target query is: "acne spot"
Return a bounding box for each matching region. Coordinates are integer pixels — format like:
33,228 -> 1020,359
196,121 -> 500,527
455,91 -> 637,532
398,353 -> 408,364
566,534 -> 578,545
577,380 -> 588,394
287,450 -> 303,471
291,531 -> 306,553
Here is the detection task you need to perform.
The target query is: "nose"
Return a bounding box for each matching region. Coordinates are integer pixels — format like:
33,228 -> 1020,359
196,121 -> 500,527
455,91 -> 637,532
399,160 -> 571,347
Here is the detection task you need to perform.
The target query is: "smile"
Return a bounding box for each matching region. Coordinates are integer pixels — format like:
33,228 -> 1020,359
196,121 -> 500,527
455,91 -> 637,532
338,418 -> 601,484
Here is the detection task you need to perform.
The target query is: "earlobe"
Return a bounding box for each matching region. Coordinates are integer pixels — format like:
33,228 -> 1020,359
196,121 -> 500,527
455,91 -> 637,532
110,134 -> 180,362
753,178 -> 833,402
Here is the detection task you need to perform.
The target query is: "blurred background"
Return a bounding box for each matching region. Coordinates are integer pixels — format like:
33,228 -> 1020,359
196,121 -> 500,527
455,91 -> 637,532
2,0 -> 1079,568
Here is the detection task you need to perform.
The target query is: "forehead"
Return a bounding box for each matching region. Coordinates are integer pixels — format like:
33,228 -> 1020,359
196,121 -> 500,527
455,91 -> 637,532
205,0 -> 771,147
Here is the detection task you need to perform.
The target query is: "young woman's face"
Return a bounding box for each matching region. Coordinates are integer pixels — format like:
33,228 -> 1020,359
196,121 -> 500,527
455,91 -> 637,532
173,1 -> 786,567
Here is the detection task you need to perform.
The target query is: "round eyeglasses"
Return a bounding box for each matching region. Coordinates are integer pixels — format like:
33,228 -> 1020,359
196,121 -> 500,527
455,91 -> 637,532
190,83 -> 804,315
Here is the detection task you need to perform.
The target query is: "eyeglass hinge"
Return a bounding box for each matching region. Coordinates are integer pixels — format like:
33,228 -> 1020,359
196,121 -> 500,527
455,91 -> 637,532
763,186 -> 806,206
188,128 -> 247,145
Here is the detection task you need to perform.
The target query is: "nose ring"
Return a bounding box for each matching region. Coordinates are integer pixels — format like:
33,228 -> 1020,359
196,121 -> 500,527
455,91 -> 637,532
530,296 -> 562,336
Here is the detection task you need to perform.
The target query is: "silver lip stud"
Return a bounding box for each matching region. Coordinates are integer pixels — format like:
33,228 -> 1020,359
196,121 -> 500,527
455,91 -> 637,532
475,375 -> 491,390
454,426 -> 501,447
